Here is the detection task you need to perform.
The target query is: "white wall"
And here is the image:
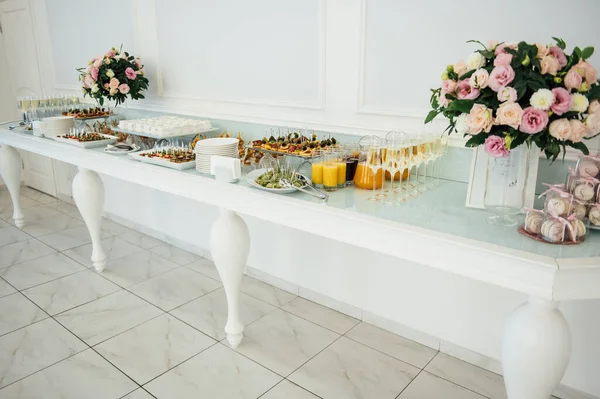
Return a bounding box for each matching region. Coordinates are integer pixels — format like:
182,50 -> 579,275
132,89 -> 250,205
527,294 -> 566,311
21,0 -> 600,396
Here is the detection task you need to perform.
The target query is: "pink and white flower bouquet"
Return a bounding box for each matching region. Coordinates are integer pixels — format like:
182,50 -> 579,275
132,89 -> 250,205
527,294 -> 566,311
77,46 -> 149,106
426,38 -> 600,160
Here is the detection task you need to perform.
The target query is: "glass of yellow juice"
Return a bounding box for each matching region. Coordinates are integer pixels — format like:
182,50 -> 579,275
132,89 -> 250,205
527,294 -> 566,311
311,150 -> 324,188
323,151 -> 339,192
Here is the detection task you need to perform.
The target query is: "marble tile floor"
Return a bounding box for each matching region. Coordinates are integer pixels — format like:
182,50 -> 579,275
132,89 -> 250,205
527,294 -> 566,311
0,187 -> 543,399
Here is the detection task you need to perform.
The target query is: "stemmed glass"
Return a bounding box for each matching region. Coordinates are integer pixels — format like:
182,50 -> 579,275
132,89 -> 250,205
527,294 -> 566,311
30,97 -> 39,122
417,133 -> 434,192
430,134 -> 449,186
21,98 -> 31,126
383,131 -> 404,203
368,147 -> 382,200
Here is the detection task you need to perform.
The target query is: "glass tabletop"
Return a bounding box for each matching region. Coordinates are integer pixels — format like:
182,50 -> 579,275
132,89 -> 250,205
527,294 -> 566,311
7,128 -> 600,260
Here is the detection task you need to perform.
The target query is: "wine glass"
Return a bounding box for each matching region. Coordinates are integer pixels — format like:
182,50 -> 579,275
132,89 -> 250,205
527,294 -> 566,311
431,134 -> 449,186
417,133 -> 434,192
362,136 -> 382,200
21,98 -> 31,126
30,97 -> 39,121
383,131 -> 404,202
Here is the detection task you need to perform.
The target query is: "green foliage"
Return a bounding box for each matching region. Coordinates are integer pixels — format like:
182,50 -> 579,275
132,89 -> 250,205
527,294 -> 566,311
582,47 -> 595,60
588,84 -> 600,101
465,134 -> 487,147
552,37 -> 566,50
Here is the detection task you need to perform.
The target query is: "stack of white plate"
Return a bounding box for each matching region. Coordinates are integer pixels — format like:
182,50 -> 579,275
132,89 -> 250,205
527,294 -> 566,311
41,116 -> 74,138
195,138 -> 239,173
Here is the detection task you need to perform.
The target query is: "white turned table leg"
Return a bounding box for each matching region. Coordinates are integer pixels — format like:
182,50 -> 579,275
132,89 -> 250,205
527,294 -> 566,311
502,297 -> 571,399
0,145 -> 24,228
72,168 -> 107,272
210,209 -> 250,348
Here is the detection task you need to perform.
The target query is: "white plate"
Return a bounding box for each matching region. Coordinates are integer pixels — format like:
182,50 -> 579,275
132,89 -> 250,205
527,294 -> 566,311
246,168 -> 311,194
52,134 -> 117,148
104,143 -> 140,155
128,149 -> 195,170
196,138 -> 239,147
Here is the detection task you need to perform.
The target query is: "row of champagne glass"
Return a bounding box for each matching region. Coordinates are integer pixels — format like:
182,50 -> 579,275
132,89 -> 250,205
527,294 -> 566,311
16,95 -> 82,122
360,131 -> 449,203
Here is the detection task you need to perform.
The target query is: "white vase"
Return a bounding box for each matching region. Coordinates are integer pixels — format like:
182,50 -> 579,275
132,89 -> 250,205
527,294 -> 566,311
483,146 -> 531,227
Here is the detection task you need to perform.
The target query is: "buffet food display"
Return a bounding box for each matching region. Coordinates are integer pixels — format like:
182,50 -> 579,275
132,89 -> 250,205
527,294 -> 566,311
250,131 -> 340,158
18,108 -> 599,245
62,107 -> 112,119
130,144 -> 196,170
117,116 -> 214,138
53,129 -> 117,148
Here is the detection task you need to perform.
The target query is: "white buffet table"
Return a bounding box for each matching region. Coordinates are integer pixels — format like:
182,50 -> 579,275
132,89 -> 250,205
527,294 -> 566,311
1,124 -> 599,399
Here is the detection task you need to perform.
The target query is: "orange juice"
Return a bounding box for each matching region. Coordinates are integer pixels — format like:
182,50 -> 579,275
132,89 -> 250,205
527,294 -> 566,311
323,164 -> 338,191
385,169 -> 409,181
311,162 -> 324,185
354,163 -> 383,190
336,162 -> 347,187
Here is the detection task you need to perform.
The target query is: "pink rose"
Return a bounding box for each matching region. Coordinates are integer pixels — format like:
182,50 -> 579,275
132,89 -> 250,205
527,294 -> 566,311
125,67 -> 137,80
109,77 -> 120,89
134,59 -> 142,69
484,135 -> 509,158
442,80 -> 457,94
497,86 -> 518,103
520,107 -> 549,134
585,113 -> 600,137
488,65 -> 516,92
454,60 -> 468,78
106,49 -> 116,58
569,119 -> 587,143
495,102 -> 523,129
549,119 -> 572,141
574,60 -> 598,84
90,67 -> 99,81
93,58 -> 102,68
589,100 -> 600,115
535,43 -> 549,59
118,83 -> 130,94
467,104 -> 494,134
456,79 -> 480,100
564,68 -> 583,92
494,53 -> 513,67
540,55 -> 560,76
551,88 -> 573,116
83,75 -> 95,89
469,68 -> 490,89
103,83 -> 110,90
495,42 -> 518,56
548,46 -> 567,68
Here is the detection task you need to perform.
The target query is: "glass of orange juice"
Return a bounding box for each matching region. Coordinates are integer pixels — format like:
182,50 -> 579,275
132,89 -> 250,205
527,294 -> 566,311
323,150 -> 339,192
311,150 -> 324,188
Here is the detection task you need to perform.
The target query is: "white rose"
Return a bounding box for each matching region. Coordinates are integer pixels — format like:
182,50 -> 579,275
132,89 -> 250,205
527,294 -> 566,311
469,68 -> 490,89
91,84 -> 100,93
571,93 -> 590,113
530,89 -> 555,111
106,69 -> 115,78
466,52 -> 486,70
455,113 -> 469,134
